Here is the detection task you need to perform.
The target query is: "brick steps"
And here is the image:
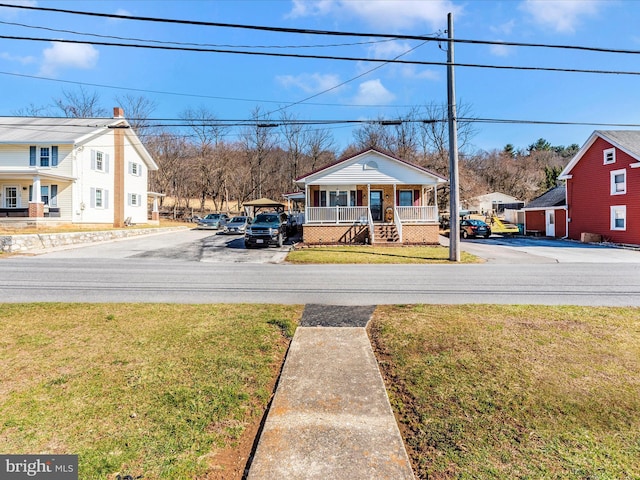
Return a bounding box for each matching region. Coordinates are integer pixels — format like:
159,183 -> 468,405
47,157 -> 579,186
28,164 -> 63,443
373,223 -> 400,244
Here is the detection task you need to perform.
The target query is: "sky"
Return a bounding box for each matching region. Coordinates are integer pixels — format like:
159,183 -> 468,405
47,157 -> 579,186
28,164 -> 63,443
1,0 -> 640,154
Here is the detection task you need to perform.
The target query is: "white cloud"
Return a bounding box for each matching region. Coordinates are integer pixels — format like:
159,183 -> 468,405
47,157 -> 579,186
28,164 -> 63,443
276,72 -> 343,94
369,40 -> 414,59
0,1 -> 37,20
0,51 -> 36,64
490,20 -> 516,36
40,42 -> 99,76
520,0 -> 603,33
287,0 -> 460,30
399,66 -> 440,81
489,42 -> 513,57
352,79 -> 395,105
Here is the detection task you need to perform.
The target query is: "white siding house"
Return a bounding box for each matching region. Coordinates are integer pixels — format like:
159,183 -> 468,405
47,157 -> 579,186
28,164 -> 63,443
0,108 -> 158,227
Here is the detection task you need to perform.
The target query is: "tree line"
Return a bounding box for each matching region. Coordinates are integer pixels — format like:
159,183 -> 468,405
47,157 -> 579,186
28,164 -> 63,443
16,88 -> 579,215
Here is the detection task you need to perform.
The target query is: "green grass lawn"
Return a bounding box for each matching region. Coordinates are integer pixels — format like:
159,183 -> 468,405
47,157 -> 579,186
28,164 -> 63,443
369,305 -> 640,479
287,245 -> 479,264
0,303 -> 302,479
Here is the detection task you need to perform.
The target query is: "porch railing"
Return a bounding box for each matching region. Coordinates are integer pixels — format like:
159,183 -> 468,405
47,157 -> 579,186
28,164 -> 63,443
306,206 -> 370,224
393,207 -> 403,242
396,206 -> 437,222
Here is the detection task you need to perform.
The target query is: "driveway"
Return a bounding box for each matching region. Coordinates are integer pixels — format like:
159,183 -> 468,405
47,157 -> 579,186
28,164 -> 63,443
450,235 -> 640,264
35,228 -> 292,264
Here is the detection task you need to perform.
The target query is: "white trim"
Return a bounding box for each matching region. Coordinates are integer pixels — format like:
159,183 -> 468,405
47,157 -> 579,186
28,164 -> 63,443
603,147 -> 616,165
610,205 -> 626,231
631,163 -> 640,169
610,169 -> 626,195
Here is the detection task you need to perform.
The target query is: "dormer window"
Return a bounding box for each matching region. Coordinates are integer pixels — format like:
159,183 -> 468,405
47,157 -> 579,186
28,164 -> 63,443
603,148 -> 615,165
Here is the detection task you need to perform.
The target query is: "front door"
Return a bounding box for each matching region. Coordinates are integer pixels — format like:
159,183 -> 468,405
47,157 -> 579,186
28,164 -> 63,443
4,186 -> 18,208
370,190 -> 383,222
545,210 -> 555,237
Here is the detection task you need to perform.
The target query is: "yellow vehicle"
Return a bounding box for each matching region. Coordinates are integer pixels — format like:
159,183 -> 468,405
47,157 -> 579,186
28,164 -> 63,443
489,215 -> 520,235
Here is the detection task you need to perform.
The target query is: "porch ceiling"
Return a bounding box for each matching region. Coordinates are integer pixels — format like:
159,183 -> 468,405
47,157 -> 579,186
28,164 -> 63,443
0,169 -> 76,182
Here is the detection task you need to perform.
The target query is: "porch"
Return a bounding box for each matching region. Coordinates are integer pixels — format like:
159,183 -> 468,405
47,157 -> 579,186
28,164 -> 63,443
303,205 -> 440,245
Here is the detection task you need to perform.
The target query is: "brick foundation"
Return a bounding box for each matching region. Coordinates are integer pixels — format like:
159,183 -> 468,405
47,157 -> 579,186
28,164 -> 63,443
302,222 -> 440,245
28,202 -> 44,218
402,223 -> 440,244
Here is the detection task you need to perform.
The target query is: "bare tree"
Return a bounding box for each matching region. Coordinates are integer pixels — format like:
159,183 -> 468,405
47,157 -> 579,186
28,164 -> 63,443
114,94 -> 157,139
54,86 -> 108,118
240,107 -> 278,199
304,127 -> 336,172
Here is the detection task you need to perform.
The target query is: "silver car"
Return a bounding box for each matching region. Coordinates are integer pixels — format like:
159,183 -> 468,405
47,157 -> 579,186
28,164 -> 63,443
196,213 -> 229,230
222,216 -> 251,235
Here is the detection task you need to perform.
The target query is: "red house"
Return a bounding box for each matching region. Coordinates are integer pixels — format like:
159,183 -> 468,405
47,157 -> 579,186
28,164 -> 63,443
559,130 -> 640,244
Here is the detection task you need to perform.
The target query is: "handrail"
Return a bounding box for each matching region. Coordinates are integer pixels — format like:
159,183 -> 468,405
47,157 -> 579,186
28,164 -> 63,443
368,208 -> 374,244
393,207 -> 402,242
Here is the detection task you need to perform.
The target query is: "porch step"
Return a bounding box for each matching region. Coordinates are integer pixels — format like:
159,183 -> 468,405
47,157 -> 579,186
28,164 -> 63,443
373,224 -> 400,243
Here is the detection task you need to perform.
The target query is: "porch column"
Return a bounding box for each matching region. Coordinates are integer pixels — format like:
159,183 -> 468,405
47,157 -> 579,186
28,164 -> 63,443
305,184 -> 309,224
393,184 -> 397,207
151,196 -> 159,221
433,185 -> 438,221
29,175 -> 44,218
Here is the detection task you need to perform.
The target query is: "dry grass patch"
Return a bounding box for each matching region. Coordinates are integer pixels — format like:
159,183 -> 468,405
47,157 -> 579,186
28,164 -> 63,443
0,220 -> 189,236
370,304 -> 640,479
287,246 -> 479,264
0,303 -> 302,479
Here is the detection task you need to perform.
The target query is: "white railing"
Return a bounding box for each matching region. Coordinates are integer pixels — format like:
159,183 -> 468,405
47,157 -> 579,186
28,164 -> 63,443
393,207 -> 403,242
306,206 -> 370,224
396,206 -> 437,222
367,208 -> 374,244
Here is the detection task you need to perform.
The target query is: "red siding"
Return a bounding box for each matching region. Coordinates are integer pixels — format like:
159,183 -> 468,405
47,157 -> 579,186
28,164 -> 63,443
567,137 -> 640,244
526,210 -> 546,232
525,208 -> 566,237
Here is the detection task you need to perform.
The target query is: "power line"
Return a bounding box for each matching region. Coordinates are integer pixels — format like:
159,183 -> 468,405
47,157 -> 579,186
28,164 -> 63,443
2,2 -> 640,56
4,34 -> 640,77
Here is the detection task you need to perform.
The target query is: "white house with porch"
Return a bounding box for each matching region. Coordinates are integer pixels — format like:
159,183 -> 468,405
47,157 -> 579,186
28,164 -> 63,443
0,108 -> 158,227
294,148 -> 447,244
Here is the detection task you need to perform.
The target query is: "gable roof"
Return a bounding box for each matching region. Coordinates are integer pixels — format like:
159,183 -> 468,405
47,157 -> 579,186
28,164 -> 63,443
0,116 -> 157,170
524,185 -> 566,209
560,130 -> 640,178
295,147 -> 447,185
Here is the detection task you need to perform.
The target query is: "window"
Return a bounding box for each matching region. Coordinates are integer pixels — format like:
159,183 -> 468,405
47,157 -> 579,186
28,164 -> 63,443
611,205 -> 626,230
29,146 -> 58,167
41,186 -> 49,206
399,190 -> 414,206
40,147 -> 50,167
604,148 -> 616,165
128,193 -> 142,206
91,187 -> 108,209
91,150 -> 109,172
329,191 -> 348,207
319,191 -> 327,207
611,169 -> 626,195
129,162 -> 140,176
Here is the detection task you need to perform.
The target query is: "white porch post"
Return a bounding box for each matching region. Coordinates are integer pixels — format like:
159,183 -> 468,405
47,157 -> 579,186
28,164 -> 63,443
393,184 -> 396,207
32,176 -> 41,203
305,184 -> 309,224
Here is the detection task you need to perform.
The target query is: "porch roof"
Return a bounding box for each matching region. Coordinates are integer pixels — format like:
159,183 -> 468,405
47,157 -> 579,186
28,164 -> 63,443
295,148 -> 447,187
0,167 -> 76,182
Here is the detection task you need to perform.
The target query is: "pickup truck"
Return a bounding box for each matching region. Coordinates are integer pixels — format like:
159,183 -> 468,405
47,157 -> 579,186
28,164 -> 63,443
244,212 -> 288,248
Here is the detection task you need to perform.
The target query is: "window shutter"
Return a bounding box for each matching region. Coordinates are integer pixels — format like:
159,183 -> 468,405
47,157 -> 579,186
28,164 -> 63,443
90,187 -> 96,208
127,193 -> 132,206
52,146 -> 58,166
105,154 -> 110,173
414,189 -> 420,206
51,185 -> 58,207
128,162 -> 133,175
29,185 -> 33,202
104,190 -> 109,209
137,194 -> 142,206
30,146 -> 36,166
91,150 -> 96,170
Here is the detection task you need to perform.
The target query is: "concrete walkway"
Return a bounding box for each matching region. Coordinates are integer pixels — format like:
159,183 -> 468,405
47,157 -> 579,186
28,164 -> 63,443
247,305 -> 414,479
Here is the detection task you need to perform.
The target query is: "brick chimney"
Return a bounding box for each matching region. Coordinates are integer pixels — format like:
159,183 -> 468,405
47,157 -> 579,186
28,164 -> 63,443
113,107 -> 125,118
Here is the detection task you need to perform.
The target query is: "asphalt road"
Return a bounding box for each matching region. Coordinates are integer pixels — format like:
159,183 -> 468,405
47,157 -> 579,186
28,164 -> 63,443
1,230 -> 639,306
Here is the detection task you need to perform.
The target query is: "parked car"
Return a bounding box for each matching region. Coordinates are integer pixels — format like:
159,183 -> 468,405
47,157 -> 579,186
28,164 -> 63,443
222,216 -> 251,235
244,212 -> 288,248
196,213 -> 229,230
460,219 -> 491,239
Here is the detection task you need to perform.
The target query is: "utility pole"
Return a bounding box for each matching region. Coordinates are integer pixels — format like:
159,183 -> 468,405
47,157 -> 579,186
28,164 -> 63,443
447,12 -> 461,262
